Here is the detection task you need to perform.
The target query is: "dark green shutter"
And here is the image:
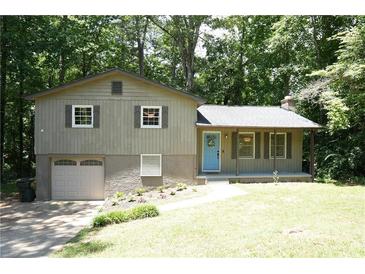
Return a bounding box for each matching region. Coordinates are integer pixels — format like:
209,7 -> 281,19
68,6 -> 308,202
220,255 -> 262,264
264,132 -> 269,159
255,132 -> 261,159
134,105 -> 141,128
232,132 -> 237,159
93,105 -> 100,128
286,132 -> 292,159
162,106 -> 168,128
65,105 -> 72,128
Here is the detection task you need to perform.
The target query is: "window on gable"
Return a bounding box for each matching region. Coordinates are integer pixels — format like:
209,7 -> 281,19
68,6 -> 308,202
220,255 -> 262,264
270,133 -> 286,159
141,106 -> 161,128
239,132 -> 255,159
72,105 -> 93,128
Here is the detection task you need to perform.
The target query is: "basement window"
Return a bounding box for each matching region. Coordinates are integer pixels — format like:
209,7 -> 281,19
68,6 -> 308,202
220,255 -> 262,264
140,154 -> 162,176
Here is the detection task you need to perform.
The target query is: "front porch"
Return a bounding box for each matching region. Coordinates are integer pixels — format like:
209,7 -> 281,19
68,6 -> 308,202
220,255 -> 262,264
196,171 -> 312,184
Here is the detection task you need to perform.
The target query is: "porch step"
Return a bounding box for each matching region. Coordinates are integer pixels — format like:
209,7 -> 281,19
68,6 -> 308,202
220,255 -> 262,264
205,178 -> 230,184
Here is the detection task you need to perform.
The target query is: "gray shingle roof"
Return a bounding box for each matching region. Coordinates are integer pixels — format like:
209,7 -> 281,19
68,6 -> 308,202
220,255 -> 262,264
197,105 -> 321,129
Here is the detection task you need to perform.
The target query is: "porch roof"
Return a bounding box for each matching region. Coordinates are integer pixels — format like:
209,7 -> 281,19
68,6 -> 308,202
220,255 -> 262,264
197,105 -> 321,129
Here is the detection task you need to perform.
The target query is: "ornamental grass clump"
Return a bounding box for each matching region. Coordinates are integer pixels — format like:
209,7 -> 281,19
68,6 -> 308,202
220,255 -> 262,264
92,204 -> 159,228
176,183 -> 187,191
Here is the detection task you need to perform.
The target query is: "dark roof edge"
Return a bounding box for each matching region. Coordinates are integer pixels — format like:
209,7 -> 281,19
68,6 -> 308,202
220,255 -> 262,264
24,68 -> 206,104
196,123 -> 322,129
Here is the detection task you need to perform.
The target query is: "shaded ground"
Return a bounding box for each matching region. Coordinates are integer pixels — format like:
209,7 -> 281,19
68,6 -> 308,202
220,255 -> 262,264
0,199 -> 103,257
53,183 -> 365,258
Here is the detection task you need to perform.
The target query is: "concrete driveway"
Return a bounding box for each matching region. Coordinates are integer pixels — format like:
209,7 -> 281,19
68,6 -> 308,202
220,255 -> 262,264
0,199 -> 103,258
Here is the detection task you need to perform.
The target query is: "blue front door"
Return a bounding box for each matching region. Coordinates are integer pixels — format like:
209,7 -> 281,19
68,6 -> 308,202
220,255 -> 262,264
203,132 -> 220,172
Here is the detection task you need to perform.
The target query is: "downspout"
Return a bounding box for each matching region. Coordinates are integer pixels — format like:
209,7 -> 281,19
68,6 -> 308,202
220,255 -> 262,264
236,128 -> 239,176
274,129 -> 277,172
310,129 -> 315,181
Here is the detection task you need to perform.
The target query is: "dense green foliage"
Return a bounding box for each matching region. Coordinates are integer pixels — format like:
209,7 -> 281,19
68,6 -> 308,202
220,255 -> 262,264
92,204 -> 159,227
1,15 -> 364,182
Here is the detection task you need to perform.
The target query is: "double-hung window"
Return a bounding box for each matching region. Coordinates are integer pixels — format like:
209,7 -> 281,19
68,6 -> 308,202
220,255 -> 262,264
239,132 -> 255,159
270,132 -> 286,159
141,106 -> 161,128
72,105 -> 93,128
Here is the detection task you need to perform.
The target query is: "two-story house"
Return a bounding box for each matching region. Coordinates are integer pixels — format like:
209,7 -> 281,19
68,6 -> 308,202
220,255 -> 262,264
25,68 -> 321,200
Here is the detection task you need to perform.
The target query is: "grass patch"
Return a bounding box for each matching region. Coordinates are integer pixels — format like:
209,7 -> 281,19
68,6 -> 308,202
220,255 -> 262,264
53,183 -> 365,258
54,241 -> 110,258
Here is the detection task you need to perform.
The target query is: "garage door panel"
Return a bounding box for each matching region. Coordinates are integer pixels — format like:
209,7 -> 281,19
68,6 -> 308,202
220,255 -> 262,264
51,158 -> 104,200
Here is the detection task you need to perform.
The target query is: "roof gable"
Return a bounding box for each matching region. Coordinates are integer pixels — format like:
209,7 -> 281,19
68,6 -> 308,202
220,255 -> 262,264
24,68 -> 205,104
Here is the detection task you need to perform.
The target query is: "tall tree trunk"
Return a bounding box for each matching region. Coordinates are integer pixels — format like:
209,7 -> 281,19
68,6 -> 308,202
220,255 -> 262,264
0,16 -> 8,182
136,16 -> 149,76
82,52 -> 87,77
59,15 -> 68,83
59,52 -> 66,83
137,40 -> 145,76
27,112 -> 35,176
18,67 -> 24,178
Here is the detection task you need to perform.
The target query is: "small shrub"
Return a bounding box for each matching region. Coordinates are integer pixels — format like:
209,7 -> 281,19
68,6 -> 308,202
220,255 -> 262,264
170,191 -> 176,196
111,198 -> 119,206
157,185 -> 165,193
128,204 -> 159,220
135,188 -> 146,196
176,183 -> 187,191
107,211 -> 129,223
127,194 -> 136,202
137,196 -> 147,203
92,205 -> 159,228
114,191 -> 125,200
273,170 -> 279,184
92,214 -> 113,227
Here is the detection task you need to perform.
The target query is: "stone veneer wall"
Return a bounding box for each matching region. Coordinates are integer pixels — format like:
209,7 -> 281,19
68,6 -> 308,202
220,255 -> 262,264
104,155 -> 197,197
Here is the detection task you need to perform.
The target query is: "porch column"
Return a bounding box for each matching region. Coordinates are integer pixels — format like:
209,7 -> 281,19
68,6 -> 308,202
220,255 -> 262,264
273,129 -> 277,171
310,129 -> 315,181
236,128 -> 239,176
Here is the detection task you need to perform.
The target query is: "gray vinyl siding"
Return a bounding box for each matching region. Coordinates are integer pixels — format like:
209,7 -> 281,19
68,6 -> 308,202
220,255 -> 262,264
197,127 -> 303,174
35,74 -> 197,155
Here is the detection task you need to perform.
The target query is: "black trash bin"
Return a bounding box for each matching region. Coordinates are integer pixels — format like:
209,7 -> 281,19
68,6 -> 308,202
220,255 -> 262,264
16,178 -> 36,202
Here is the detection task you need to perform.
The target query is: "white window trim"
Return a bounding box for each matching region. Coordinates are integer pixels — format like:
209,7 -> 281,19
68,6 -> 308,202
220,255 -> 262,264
238,132 -> 255,159
72,105 -> 94,128
140,106 -> 162,129
140,154 -> 162,176
269,132 -> 287,159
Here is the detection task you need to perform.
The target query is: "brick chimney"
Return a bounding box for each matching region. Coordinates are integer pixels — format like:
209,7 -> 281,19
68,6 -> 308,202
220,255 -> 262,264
281,95 -> 295,111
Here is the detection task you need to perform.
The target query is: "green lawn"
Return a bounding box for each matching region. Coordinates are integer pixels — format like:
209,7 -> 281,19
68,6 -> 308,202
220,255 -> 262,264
53,183 -> 365,258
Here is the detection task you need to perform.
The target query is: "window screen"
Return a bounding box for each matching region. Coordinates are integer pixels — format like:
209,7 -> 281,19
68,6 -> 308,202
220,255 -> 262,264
239,133 -> 254,158
270,133 -> 286,158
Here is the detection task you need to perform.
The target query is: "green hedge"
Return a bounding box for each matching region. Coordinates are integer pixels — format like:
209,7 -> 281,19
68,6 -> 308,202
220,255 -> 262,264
92,204 -> 159,227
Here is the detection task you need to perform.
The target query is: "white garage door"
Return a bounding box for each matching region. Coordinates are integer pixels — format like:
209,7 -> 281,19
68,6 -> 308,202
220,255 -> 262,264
51,158 -> 104,200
